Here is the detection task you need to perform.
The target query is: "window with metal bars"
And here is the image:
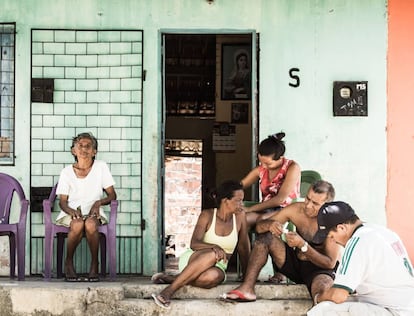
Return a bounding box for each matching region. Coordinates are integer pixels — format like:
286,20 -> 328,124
0,23 -> 15,165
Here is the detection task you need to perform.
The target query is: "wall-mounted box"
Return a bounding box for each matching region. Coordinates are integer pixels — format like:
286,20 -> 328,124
31,78 -> 54,103
30,186 -> 53,212
333,81 -> 367,116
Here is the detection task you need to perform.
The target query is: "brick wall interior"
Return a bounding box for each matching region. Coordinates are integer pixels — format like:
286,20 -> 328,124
165,156 -> 202,258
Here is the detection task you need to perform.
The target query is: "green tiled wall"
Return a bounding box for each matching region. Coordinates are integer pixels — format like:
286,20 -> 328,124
30,29 -> 143,275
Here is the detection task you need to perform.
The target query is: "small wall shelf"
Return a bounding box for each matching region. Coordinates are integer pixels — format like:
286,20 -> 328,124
165,35 -> 216,117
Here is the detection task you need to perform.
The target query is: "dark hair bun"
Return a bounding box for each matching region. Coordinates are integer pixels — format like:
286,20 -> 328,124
269,132 -> 285,141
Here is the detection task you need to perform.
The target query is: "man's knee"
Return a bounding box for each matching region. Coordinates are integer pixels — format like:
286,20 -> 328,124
311,273 -> 334,297
308,301 -> 395,316
255,231 -> 278,244
307,301 -> 337,315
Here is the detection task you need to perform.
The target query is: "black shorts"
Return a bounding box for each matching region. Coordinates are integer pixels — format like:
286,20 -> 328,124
279,246 -> 337,293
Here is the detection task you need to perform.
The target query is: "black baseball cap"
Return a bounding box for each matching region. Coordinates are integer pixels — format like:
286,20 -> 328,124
312,201 -> 356,244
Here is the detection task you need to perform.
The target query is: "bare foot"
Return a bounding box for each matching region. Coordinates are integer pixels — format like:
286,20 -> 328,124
267,272 -> 287,284
88,261 -> 99,280
222,288 -> 256,302
151,272 -> 176,284
64,260 -> 77,279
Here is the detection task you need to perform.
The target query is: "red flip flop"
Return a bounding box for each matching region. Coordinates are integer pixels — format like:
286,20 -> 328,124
220,289 -> 256,302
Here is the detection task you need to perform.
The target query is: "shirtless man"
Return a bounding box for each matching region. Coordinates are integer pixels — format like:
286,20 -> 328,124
222,180 -> 341,303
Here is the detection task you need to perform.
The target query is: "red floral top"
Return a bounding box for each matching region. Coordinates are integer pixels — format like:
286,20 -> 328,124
259,158 -> 300,207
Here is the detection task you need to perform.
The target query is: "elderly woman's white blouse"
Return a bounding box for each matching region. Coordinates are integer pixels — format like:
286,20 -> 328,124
56,160 -> 115,221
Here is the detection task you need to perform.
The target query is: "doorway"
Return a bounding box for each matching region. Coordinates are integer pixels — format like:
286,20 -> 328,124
162,32 -> 258,272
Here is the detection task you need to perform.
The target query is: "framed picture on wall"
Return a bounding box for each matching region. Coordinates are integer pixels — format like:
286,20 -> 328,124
231,102 -> 249,124
221,44 -> 252,100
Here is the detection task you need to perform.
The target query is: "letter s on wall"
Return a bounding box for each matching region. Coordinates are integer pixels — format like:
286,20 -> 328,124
289,68 -> 300,87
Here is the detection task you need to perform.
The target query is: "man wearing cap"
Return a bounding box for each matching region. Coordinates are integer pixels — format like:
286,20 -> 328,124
308,201 -> 414,316
222,180 -> 341,303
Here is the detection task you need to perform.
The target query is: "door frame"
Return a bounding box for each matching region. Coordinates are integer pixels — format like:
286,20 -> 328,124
158,29 -> 258,271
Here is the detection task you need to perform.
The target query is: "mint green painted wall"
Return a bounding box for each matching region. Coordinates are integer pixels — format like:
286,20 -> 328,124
259,0 -> 387,224
0,0 -> 388,276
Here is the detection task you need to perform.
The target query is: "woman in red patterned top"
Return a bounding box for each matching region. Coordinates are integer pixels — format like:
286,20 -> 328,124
241,132 -> 301,229
241,132 -> 301,283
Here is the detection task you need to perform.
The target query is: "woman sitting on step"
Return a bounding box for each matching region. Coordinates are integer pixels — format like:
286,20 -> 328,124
151,180 -> 251,309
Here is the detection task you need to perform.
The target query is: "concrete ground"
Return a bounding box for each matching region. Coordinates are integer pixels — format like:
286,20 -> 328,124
0,274 -> 312,316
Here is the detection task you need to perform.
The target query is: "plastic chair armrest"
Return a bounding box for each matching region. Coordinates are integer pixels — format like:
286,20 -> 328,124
43,200 -> 54,226
108,200 -> 118,227
18,199 -> 29,230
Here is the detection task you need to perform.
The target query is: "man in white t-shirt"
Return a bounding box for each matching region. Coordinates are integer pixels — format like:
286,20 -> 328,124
308,201 -> 414,316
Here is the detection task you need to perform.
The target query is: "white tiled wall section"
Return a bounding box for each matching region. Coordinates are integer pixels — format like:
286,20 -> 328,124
31,29 -> 143,236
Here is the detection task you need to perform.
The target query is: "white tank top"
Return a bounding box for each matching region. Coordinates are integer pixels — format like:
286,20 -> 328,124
203,208 -> 238,254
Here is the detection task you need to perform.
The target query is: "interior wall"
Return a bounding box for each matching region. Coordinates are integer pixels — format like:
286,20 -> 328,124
165,34 -> 254,201
215,34 -> 253,198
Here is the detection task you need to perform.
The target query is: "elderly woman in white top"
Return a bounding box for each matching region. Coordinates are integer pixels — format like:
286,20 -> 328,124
56,132 -> 116,282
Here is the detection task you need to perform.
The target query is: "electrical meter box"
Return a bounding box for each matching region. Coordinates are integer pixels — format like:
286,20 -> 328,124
333,81 -> 367,116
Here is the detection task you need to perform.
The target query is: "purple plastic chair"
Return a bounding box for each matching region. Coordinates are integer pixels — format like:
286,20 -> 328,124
43,183 -> 118,280
0,173 -> 29,281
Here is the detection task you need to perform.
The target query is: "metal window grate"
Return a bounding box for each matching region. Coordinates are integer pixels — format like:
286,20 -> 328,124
0,23 -> 15,164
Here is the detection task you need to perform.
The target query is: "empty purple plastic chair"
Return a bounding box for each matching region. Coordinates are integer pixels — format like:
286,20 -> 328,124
0,173 -> 29,281
43,183 -> 118,280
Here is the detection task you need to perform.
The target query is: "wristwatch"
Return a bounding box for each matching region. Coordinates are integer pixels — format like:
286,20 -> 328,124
300,241 -> 309,252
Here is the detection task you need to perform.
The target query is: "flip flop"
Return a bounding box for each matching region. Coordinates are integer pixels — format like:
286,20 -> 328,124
151,272 -> 167,284
64,276 -> 81,282
88,276 -> 100,282
151,293 -> 171,309
219,289 -> 256,303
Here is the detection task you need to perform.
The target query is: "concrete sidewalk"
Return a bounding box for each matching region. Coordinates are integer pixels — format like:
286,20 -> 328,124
0,275 -> 312,315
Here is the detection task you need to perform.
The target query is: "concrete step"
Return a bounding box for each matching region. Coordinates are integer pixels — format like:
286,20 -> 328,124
113,298 -> 312,316
117,282 -> 312,316
123,282 -> 310,300
0,277 -> 312,316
